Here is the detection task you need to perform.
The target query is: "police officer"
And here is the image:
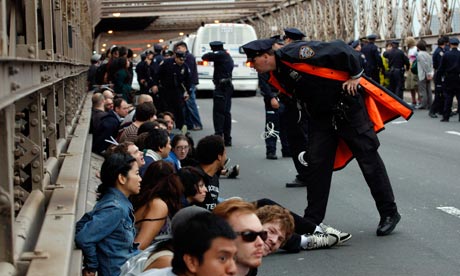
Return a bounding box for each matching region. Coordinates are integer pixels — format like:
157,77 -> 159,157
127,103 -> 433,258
361,34 -> 384,83
259,36 -> 290,160
349,40 -> 366,68
383,40 -> 410,99
155,50 -> 191,129
242,38 -> 408,236
438,37 -> 460,122
202,41 -> 234,146
280,28 -> 310,187
429,37 -> 449,118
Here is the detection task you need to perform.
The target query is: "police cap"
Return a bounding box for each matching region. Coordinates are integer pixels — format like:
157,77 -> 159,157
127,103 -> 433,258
391,40 -> 400,45
154,44 -> 163,53
91,54 -> 101,62
350,40 -> 360,49
242,39 -> 275,61
209,41 -> 225,51
283,28 -> 306,40
175,50 -> 186,59
270,35 -> 284,45
146,50 -> 154,55
449,37 -> 459,45
367,34 -> 378,40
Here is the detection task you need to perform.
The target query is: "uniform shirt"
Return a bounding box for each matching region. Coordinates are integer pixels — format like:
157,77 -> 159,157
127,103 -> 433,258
361,42 -> 384,71
185,51 -> 199,85
201,50 -> 234,81
157,58 -> 191,95
437,48 -> 460,86
272,40 -> 362,125
383,47 -> 410,70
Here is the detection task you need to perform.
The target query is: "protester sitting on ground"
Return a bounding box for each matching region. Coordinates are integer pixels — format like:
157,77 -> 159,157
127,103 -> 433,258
105,141 -> 145,170
131,161 -> 183,250
138,208 -> 237,276
164,134 -> 190,171
213,198 -> 265,276
140,128 -> 171,176
92,97 -> 129,154
157,111 -> 176,134
122,94 -> 155,127
177,166 -> 208,206
75,153 -> 141,276
119,102 -> 156,143
90,92 -> 106,134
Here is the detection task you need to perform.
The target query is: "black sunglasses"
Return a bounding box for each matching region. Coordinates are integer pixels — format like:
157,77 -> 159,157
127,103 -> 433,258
236,230 -> 268,242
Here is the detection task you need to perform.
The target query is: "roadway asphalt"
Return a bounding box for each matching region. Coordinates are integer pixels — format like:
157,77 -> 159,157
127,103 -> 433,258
190,95 -> 460,276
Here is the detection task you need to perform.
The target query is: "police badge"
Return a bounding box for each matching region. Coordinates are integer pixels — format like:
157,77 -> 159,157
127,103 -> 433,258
299,46 -> 315,59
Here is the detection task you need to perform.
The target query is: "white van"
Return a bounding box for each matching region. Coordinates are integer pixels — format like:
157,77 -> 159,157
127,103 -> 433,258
192,23 -> 258,95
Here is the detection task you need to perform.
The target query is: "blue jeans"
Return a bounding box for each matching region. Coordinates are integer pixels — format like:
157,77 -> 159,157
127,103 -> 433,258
185,84 -> 203,129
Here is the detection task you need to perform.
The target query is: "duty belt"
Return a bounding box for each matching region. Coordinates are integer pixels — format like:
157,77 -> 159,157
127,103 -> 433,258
214,78 -> 232,85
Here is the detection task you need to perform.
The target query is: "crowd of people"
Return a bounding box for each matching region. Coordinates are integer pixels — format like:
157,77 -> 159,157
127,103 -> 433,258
77,28 -> 458,276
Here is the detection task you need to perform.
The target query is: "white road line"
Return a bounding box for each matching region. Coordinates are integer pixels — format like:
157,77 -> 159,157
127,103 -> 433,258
390,120 -> 408,124
232,119 -> 238,123
437,206 -> 460,219
446,131 -> 460,136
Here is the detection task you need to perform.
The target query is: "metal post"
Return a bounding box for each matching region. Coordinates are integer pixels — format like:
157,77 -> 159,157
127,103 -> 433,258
40,0 -> 54,60
0,105 -> 16,270
28,92 -> 44,191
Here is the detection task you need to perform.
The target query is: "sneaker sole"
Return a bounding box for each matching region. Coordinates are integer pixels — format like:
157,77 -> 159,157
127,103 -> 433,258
337,233 -> 352,244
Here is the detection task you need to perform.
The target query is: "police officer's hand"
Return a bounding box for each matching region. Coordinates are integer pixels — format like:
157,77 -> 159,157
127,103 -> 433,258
184,92 -> 190,101
270,97 -> 280,109
342,78 -> 361,96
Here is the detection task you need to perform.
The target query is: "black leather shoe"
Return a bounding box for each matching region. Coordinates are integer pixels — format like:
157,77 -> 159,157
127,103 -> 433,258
428,113 -> 438,118
440,118 -> 449,122
285,178 -> 307,188
266,153 -> 278,160
224,141 -> 232,147
376,212 -> 401,236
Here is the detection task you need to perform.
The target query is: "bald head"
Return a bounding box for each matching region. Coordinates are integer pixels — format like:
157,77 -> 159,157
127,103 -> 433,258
102,90 -> 114,100
138,94 -> 153,105
92,93 -> 105,110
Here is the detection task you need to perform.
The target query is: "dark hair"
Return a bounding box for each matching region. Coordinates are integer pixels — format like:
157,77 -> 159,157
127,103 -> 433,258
171,134 -> 189,148
131,161 -> 183,215
171,212 -> 236,274
145,128 -> 169,152
158,111 -> 175,122
113,97 -> 125,109
173,41 -> 188,51
438,38 -> 445,46
177,166 -> 205,198
97,153 -> 136,200
416,40 -> 427,51
118,46 -> 128,57
137,121 -> 158,135
135,102 -> 156,122
196,135 -> 225,165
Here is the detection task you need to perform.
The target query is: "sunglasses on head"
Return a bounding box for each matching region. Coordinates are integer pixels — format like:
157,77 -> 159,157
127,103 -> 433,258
236,230 -> 268,242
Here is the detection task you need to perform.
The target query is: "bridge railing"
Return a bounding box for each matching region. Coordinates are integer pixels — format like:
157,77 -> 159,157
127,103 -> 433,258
0,0 -> 93,275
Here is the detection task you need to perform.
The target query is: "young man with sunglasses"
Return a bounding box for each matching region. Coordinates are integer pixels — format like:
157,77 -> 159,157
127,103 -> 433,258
213,199 -> 265,276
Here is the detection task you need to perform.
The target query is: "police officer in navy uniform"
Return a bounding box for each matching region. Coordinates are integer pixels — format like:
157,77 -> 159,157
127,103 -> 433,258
383,40 -> 410,99
361,34 -> 384,83
242,38 -> 402,236
155,50 -> 191,129
280,28 -> 311,187
202,41 -> 234,146
259,35 -> 290,160
429,37 -> 449,118
438,37 -> 460,122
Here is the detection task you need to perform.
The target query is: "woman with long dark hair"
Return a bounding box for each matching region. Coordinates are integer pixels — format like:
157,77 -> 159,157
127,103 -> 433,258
75,153 -> 141,276
131,160 -> 183,250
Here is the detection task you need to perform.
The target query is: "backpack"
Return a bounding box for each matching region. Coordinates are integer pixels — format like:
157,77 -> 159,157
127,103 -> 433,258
95,62 -> 108,85
411,59 -> 418,75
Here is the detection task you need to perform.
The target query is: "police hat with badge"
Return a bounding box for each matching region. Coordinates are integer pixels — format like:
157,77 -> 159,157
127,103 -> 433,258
449,37 -> 459,45
283,28 -> 306,41
210,41 -> 225,51
242,38 -> 276,61
175,50 -> 187,60
270,35 -> 285,45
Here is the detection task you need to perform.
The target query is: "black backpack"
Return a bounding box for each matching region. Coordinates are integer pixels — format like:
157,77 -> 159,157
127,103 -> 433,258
95,62 -> 108,85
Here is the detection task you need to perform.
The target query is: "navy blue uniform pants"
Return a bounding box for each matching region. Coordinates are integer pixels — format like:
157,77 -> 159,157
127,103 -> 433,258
213,81 -> 233,143
303,94 -> 397,224
442,82 -> 460,120
388,68 -> 404,99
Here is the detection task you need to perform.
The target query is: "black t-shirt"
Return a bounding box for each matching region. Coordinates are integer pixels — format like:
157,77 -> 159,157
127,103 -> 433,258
195,166 -> 219,210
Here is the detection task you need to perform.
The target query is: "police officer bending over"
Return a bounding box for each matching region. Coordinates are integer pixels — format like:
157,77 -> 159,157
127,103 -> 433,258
242,38 -> 411,237
202,41 -> 234,147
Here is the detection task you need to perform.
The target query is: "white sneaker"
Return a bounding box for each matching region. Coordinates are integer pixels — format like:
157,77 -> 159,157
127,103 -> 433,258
302,233 -> 338,250
320,223 -> 352,244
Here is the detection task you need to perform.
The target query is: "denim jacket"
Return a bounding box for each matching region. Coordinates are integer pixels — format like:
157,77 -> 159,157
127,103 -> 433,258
75,187 -> 140,276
